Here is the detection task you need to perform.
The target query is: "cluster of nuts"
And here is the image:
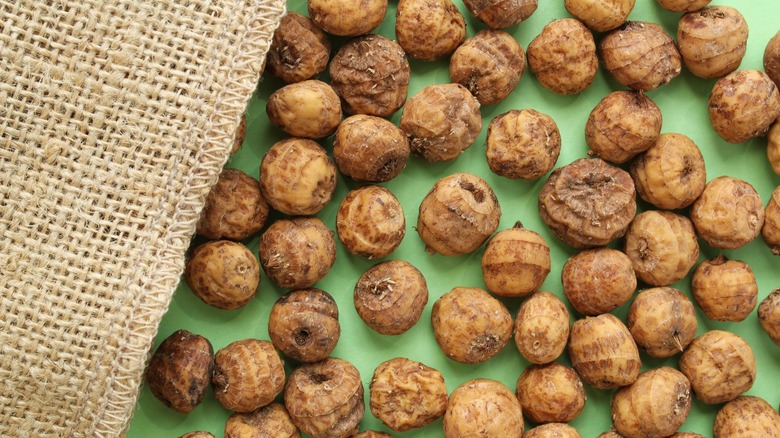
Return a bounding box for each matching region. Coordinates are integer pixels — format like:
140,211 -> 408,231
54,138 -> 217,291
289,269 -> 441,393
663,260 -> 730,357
143,0 -> 780,437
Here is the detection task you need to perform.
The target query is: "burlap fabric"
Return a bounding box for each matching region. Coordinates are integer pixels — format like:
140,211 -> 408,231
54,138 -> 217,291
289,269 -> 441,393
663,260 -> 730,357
0,1 -> 285,435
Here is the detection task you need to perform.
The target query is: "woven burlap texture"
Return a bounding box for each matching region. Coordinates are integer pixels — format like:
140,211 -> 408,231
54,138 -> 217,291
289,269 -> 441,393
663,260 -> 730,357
0,1 -> 285,436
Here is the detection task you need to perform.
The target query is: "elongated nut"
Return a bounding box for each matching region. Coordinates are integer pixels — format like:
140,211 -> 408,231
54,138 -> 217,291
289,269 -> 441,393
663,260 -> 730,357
514,291 -> 570,364
568,313 -> 641,390
762,186 -> 780,254
213,339 -> 285,413
482,222 -> 551,298
679,330 -> 756,404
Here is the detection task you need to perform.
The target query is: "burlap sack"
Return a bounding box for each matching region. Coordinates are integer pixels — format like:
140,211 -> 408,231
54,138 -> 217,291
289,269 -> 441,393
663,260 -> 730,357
0,1 -> 285,436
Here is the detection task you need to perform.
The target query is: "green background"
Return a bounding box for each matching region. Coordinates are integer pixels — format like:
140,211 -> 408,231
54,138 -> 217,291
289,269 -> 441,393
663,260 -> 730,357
128,0 -> 780,436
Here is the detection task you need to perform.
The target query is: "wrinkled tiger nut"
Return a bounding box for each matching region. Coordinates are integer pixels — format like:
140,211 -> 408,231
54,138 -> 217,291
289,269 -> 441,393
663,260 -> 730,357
629,133 -> 707,210
308,0 -> 387,37
562,248 -> 637,316
443,379 -> 524,438
333,115 -> 410,183
369,357 -> 448,431
259,138 -> 337,216
145,330 -> 214,414
677,6 -> 749,79
196,168 -> 269,241
417,172 -> 501,256
212,339 -> 285,413
224,403 -> 300,438
708,69 -> 780,144
623,210 -> 699,287
691,255 -> 758,322
679,330 -> 756,404
765,30 -> 780,87
611,367 -> 692,438
330,34 -> 410,117
600,21 -> 682,91
713,396 -> 780,438
462,0 -> 537,29
585,91 -> 662,164
266,80 -> 342,139
184,240 -> 260,310
656,0 -> 711,12
400,83 -> 482,162
768,122 -> 780,177
336,186 -> 406,259
482,222 -> 551,298
690,176 -> 765,250
431,287 -> 513,364
514,291 -> 570,364
538,157 -> 637,249
527,18 -> 598,95
485,109 -> 561,181
568,313 -> 641,390
516,362 -> 586,424
268,288 -> 340,363
353,432 -> 394,438
449,29 -> 525,106
284,357 -> 364,438
759,289 -> 780,346
267,12 -> 331,83
354,260 -> 428,335
395,0 -> 466,61
627,287 -> 697,358
258,217 -> 337,289
564,0 -> 636,33
525,423 -> 582,438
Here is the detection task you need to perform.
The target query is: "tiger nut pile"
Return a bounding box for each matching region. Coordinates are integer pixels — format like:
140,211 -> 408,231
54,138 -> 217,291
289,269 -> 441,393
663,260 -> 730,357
142,1 -> 780,437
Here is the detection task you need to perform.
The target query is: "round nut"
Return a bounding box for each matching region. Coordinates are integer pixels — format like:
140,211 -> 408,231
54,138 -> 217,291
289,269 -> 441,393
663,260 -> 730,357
627,287 -> 698,358
308,0 -> 387,37
713,396 -> 780,438
690,176 -> 764,250
184,240 -> 260,310
336,186 -> 405,259
268,288 -> 340,363
333,115 -> 410,183
395,0 -> 466,61
708,69 -> 780,143
485,109 -> 561,181
266,80 -> 342,139
691,255 -> 758,322
212,339 -> 285,413
266,12 -> 331,83
516,362 -> 586,424
527,18 -> 598,95
196,168 -> 269,241
224,403 -> 300,438
677,6 -> 749,79
462,0 -> 537,29
564,0 -> 636,33
443,379 -> 524,438
562,248 -> 636,316
482,223 -> 551,298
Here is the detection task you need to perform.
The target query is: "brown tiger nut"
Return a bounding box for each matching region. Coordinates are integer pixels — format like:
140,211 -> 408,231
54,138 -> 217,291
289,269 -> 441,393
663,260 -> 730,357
514,291 -> 570,364
258,217 -> 337,289
600,21 -> 682,91
333,115 -> 410,183
196,168 -> 269,241
656,0 -> 711,12
330,34 -> 410,117
268,288 -> 340,363
443,379 -> 524,438
564,0 -> 635,33
336,186 -> 406,259
763,186 -> 780,255
224,403 -> 300,438
765,30 -> 780,87
713,396 -> 780,438
538,157 -> 637,249
525,423 -> 582,438
562,248 -> 637,316
212,339 -> 285,413
231,114 -> 246,155
481,222 -> 551,298
708,69 -> 780,144
417,172 -> 501,256
768,122 -> 780,176
527,18 -> 598,95
585,91 -> 662,164
284,357 -> 364,438
400,83 -> 482,162
184,240 -> 260,310
677,6 -> 749,79
759,289 -> 780,346
266,12 -> 331,83
369,357 -> 448,431
395,0 -> 466,61
180,432 -> 216,438
485,109 -> 561,181
516,362 -> 586,424
449,29 -> 525,106
627,287 -> 697,358
431,287 -> 513,364
690,176 -> 764,250
145,330 -> 214,413
462,0 -> 537,29
354,259 -> 428,335
691,255 -> 758,322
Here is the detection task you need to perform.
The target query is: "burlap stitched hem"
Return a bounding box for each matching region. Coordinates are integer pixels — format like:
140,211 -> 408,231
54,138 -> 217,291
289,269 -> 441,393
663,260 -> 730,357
0,1 -> 285,436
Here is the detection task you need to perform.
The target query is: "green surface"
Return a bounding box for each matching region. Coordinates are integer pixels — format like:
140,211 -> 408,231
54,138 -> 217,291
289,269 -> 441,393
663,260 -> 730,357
127,1 -> 780,436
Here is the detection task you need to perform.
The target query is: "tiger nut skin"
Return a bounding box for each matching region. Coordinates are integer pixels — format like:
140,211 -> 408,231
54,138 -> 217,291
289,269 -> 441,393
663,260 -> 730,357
329,34 -> 411,117
284,357 -> 365,438
691,255 -> 758,322
514,291 -> 570,364
369,357 -> 448,431
336,186 -> 406,260
690,176 -> 765,250
395,0 -> 466,61
196,168 -> 269,241
449,29 -> 525,106
481,223 -> 551,298
145,330 -> 214,414
212,339 -> 285,413
266,80 -> 342,139
562,248 -> 637,316
266,12 -> 331,84
308,0 -> 387,37
759,289 -> 780,346
516,362 -> 586,424
564,0 -> 635,33
763,186 -> 780,254
333,115 -> 410,183
400,84 -> 482,163
485,109 -> 561,181
708,69 -> 780,144
462,0 -> 537,29
184,240 -> 260,310
443,379 -> 524,438
627,287 -> 698,358
527,18 -> 598,95
268,288 -> 340,363
225,403 -> 301,438
354,260 -> 428,335
600,21 -> 682,91
538,157 -> 637,249
677,6 -> 749,79
713,396 -> 780,438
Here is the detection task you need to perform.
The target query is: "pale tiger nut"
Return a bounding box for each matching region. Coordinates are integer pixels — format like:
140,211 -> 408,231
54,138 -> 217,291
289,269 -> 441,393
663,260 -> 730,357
626,287 -> 698,358
690,176 -> 764,250
443,379 -> 524,438
308,0 -> 387,37
708,69 -> 780,144
266,80 -> 342,139
481,222 -> 551,298
564,0 -> 636,33
527,18 -> 598,95
656,0 -> 711,13
516,362 -> 586,424
514,291 -> 570,365
485,109 -> 561,181
395,0 -> 466,61
336,185 -> 406,260
691,255 -> 758,322
184,240 -> 260,310
677,6 -> 749,79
